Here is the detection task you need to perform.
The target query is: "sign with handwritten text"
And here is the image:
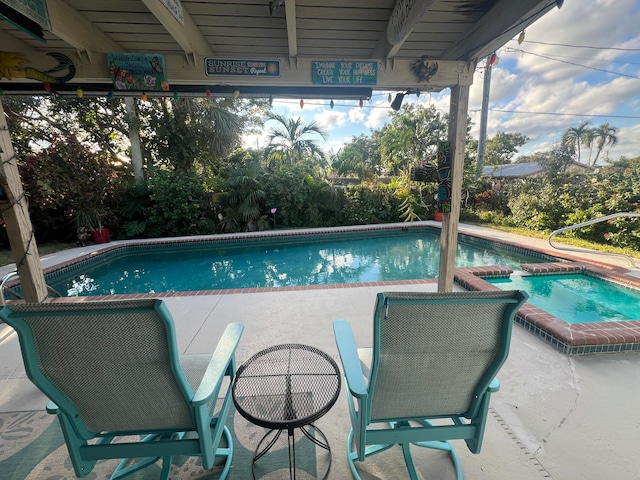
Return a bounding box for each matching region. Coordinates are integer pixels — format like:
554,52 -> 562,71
205,58 -> 281,77
312,61 -> 377,85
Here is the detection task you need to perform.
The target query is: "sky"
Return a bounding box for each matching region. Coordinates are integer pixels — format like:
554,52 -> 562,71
244,0 -> 640,163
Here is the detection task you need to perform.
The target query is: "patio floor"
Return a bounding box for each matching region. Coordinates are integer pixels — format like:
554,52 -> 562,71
1,224 -> 639,479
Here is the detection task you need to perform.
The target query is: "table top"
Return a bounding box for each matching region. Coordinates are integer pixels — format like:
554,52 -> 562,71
232,344 -> 341,430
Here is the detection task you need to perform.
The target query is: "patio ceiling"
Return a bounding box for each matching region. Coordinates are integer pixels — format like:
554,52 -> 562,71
0,0 -> 562,97
0,0 -> 562,302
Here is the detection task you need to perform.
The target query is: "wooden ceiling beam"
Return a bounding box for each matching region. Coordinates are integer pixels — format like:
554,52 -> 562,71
442,0 -> 558,60
141,0 -> 213,59
285,0 -> 298,61
46,0 -> 122,57
372,0 -> 437,59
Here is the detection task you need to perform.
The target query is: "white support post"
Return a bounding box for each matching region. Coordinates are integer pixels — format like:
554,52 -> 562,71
0,98 -> 48,303
438,84 -> 470,292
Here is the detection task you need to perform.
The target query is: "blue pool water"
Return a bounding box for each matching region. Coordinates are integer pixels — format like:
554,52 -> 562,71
49,228 -> 548,296
488,273 -> 640,323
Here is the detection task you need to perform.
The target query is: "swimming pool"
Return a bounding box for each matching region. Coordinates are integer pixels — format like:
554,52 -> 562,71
487,273 -> 640,324
47,227 -> 552,296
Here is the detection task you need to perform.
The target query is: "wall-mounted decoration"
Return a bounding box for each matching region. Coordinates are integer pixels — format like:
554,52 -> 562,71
410,55 -> 438,83
205,58 -> 280,77
108,53 -> 169,91
0,51 -> 75,83
160,0 -> 184,25
436,141 -> 451,213
312,61 -> 377,85
0,0 -> 50,28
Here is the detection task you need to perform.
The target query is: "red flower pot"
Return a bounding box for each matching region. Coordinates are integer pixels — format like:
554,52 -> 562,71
90,228 -> 110,244
434,211 -> 443,222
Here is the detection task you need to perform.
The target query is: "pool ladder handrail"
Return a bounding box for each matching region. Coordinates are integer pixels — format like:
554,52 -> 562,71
548,212 -> 640,268
0,271 -> 62,307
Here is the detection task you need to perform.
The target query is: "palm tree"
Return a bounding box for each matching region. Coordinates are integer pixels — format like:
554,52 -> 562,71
561,120 -> 592,164
264,112 -> 328,166
591,123 -> 618,165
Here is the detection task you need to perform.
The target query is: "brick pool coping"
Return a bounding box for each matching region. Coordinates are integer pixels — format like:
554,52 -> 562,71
7,223 -> 640,355
455,263 -> 640,355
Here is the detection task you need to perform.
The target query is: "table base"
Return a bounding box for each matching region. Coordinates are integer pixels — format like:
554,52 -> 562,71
252,424 -> 332,480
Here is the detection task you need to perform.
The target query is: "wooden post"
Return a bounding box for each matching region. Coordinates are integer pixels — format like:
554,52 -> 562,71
124,97 -> 144,184
438,84 -> 470,292
0,98 -> 48,303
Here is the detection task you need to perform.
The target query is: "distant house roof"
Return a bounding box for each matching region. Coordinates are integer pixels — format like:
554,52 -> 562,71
482,162 -> 542,178
482,161 -> 593,178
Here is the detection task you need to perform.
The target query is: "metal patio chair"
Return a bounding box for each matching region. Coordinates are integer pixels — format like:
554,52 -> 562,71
0,299 -> 243,480
333,290 -> 528,480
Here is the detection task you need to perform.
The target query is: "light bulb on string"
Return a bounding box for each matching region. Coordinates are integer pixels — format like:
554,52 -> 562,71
173,92 -> 179,101
416,88 -> 420,98
141,92 -> 148,102
300,99 -> 304,109
269,94 -> 273,105
76,87 -> 84,98
107,90 -> 114,100
518,31 -> 526,45
44,83 -> 51,92
0,88 -> 4,95
359,98 -> 363,108
205,88 -> 211,99
233,89 -> 240,99
388,93 -> 392,103
489,53 -> 498,66
330,99 -> 334,110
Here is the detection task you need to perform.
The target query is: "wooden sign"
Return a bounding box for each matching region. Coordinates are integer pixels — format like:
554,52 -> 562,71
205,58 -> 281,77
387,0 -> 436,44
312,61 -> 377,85
108,53 -> 169,91
160,0 -> 184,25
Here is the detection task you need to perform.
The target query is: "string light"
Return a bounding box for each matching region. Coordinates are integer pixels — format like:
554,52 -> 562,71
141,92 -> 147,102
359,98 -> 363,108
489,53 -> 498,66
0,88 -> 5,95
518,31 -> 526,45
330,99 -> 334,109
173,92 -> 179,101
233,89 -> 240,99
269,94 -> 273,105
76,87 -> 83,98
44,83 -> 51,92
388,93 -> 392,103
107,90 -> 114,100
300,99 -> 304,109
205,88 -> 211,99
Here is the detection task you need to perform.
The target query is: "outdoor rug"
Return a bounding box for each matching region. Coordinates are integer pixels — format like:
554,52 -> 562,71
0,407 -> 324,480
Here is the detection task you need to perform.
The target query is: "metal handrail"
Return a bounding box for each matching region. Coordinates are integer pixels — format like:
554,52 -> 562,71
548,212 -> 640,268
0,271 -> 62,306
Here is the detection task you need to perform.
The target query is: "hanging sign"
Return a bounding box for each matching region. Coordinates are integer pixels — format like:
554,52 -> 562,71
387,0 -> 435,44
311,61 -> 377,85
0,0 -> 51,30
160,0 -> 184,25
205,58 -> 281,77
108,53 -> 169,91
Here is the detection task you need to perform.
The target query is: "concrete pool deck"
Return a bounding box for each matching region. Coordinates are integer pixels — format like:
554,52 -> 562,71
1,223 -> 640,479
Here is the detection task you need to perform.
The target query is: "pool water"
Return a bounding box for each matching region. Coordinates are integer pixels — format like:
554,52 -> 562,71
488,273 -> 640,323
50,229 -> 546,296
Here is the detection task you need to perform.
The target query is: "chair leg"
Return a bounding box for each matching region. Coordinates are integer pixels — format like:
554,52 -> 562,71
346,423 -> 464,480
111,432 -> 183,480
216,425 -> 234,480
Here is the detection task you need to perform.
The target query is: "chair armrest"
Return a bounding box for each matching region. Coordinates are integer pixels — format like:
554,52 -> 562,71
333,320 -> 368,399
489,377 -> 500,392
46,400 -> 59,414
192,323 -> 244,405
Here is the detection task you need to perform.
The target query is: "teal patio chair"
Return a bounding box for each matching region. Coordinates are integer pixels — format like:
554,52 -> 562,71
333,290 -> 528,480
0,299 -> 243,480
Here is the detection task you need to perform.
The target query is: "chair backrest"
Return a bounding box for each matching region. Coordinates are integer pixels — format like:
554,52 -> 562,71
367,290 -> 527,423
1,299 -> 195,437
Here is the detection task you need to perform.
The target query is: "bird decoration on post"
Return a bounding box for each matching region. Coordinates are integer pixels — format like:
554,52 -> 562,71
410,55 -> 438,83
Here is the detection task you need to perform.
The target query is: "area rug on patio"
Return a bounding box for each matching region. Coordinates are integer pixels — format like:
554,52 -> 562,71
0,408 -> 321,480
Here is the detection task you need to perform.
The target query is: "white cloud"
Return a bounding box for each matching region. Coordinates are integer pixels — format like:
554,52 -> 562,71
314,110 -> 346,130
348,107 -> 366,123
365,100 -> 391,129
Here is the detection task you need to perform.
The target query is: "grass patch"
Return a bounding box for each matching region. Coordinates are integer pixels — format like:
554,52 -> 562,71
475,223 -> 640,260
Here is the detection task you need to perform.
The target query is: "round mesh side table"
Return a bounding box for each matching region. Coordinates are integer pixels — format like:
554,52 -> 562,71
232,344 -> 341,480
